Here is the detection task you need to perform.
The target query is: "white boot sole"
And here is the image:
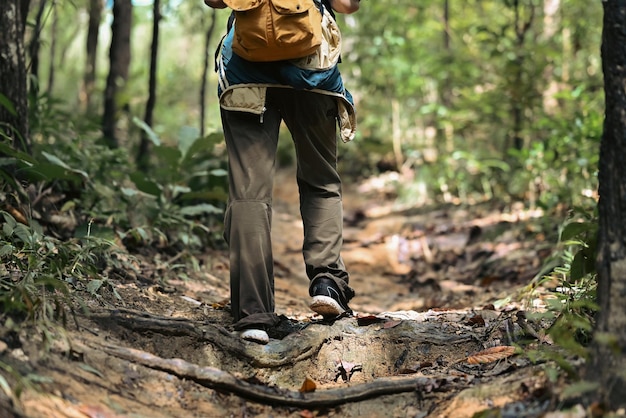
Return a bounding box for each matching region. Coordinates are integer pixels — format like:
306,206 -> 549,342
240,329 -> 269,344
310,295 -> 345,317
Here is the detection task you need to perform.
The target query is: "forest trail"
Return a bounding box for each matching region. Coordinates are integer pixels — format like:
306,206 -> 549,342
2,168 -> 561,418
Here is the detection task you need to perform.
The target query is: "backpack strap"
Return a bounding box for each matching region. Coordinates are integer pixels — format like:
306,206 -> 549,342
320,0 -> 335,19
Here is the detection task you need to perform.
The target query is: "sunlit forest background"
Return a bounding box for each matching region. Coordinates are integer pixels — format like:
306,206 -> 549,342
1,0 -> 604,321
22,0 -> 602,211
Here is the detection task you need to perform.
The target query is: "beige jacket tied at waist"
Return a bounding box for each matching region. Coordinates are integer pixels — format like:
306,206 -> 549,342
217,8 -> 357,143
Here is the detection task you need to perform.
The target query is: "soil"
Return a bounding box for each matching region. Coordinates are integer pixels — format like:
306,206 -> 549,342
0,168 -> 580,418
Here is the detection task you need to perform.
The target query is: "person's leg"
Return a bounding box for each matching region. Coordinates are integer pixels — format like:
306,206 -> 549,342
221,103 -> 282,332
277,89 -> 355,312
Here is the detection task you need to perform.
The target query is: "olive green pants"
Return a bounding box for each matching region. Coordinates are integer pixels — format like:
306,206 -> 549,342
221,88 -> 355,330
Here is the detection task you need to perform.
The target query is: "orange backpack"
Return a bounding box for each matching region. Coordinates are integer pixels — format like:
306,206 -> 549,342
223,0 -> 323,62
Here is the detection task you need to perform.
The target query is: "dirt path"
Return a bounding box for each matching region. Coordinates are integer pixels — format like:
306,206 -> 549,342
1,169 -> 559,418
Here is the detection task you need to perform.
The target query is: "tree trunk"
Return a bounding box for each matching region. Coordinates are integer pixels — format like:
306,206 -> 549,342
541,0 -> 560,113
80,0 -> 103,113
200,8 -> 217,139
46,1 -> 58,95
509,0 -> 535,152
0,0 -> 31,153
136,0 -> 161,171
29,0 -> 48,97
590,0 -> 626,410
103,0 -> 132,148
441,0 -> 453,156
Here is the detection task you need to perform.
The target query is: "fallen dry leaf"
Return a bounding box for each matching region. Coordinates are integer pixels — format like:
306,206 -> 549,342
211,298 -> 230,309
397,361 -> 433,375
467,346 -> 516,364
356,314 -> 387,326
299,410 -> 315,418
337,359 -> 357,373
5,205 -> 28,225
466,314 -> 485,327
383,320 -> 402,329
335,359 -> 363,382
299,376 -> 317,393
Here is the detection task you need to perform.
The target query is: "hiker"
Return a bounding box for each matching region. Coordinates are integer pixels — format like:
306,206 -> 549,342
204,0 -> 360,344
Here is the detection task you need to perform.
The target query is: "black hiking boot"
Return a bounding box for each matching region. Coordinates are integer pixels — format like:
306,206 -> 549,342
309,277 -> 353,318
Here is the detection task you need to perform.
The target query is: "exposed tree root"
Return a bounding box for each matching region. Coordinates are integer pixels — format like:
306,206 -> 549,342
91,308 -> 479,369
96,342 -> 463,408
90,309 -> 329,368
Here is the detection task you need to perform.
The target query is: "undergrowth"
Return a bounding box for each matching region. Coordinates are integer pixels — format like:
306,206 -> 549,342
523,205 -> 599,399
0,94 -> 229,403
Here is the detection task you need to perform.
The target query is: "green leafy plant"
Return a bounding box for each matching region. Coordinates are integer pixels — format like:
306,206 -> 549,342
0,211 -> 130,325
119,119 -> 228,253
524,208 -> 598,379
0,208 -> 136,407
507,86 -> 602,211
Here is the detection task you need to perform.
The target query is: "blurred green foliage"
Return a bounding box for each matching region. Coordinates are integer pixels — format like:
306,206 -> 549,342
23,0 -> 601,215
337,0 -> 601,212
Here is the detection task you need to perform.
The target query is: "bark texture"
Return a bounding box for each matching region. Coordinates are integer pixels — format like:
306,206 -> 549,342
200,8 -> 217,138
80,0 -> 103,113
591,0 -> 626,409
102,0 -> 132,148
0,0 -> 30,152
136,0 -> 161,171
28,0 -> 47,95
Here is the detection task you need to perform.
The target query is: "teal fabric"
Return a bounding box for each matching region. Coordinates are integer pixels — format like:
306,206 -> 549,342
217,27 -> 354,104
